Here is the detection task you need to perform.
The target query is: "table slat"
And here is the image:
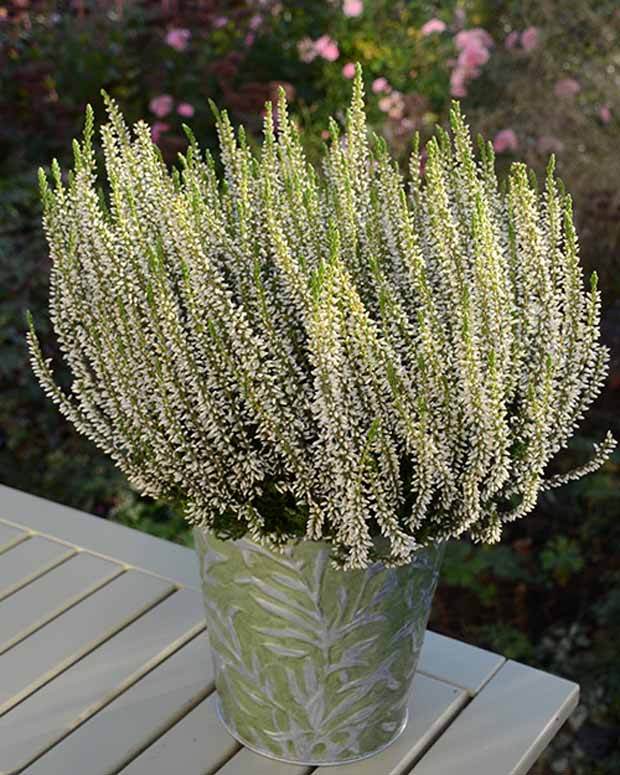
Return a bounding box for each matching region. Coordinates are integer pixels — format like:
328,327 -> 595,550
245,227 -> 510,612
417,631 -> 504,695
217,675 -> 465,775
0,569 -> 173,716
0,589 -> 206,775
23,630 -> 213,775
0,551 -> 123,654
410,660 -> 579,775
0,521 -> 27,554
312,674 -> 467,775
218,748 -> 312,775
119,693 -> 240,775
0,484 -> 202,589
0,536 -> 75,601
218,674 -> 467,775
0,487 -> 581,775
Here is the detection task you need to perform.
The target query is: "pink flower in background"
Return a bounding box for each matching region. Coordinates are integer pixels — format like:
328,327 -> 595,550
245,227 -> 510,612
450,68 -> 467,97
165,28 -> 190,51
249,14 -> 263,30
213,16 -> 228,28
421,18 -> 446,36
455,28 -> 493,51
537,135 -> 564,155
450,27 -> 493,97
314,34 -> 339,61
554,78 -> 580,97
151,122 -> 170,144
244,32 -> 255,46
149,94 -> 173,118
520,26 -> 539,51
298,35 -> 340,63
343,0 -> 363,18
177,102 -> 194,117
458,41 -> 489,69
297,37 -> 317,63
342,62 -> 356,78
493,128 -> 519,153
321,129 -> 331,139
504,30 -> 519,49
372,77 -> 391,94
599,104 -> 612,124
378,91 -> 405,119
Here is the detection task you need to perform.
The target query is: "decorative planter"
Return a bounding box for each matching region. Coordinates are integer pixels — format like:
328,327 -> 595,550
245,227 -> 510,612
193,528 -> 445,766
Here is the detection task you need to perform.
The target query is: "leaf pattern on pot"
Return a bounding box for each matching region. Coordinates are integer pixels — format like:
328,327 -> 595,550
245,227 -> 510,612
194,529 -> 445,764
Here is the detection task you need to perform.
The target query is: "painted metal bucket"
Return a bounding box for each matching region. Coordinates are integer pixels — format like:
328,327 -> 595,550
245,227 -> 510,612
193,529 -> 445,766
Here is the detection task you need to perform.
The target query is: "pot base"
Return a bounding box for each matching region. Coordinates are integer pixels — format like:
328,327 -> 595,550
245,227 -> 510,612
215,694 -> 409,767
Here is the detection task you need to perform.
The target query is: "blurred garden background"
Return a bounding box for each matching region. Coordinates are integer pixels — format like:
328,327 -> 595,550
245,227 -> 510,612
1,1 -> 619,772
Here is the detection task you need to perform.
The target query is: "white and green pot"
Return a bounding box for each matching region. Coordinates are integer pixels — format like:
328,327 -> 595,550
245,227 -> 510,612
193,529 -> 445,766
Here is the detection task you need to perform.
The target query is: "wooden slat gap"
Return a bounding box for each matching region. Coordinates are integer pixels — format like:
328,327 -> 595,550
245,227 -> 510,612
0,532 -> 31,556
407,660 -> 580,775
0,545 -> 77,604
106,679 -> 217,775
21,624 -> 211,775
209,742 -> 244,775
509,669 -> 580,775
0,527 -> 82,553
0,518 -> 190,588
108,684 -> 218,772
0,491 -> 201,590
0,517 -> 34,537
302,690 -> 469,775
401,692 -> 473,775
0,579 -> 178,720
416,654 -> 506,697
0,563 -> 126,656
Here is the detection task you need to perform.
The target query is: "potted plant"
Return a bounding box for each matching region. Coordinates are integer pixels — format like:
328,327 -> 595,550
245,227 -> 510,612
27,64 -> 615,766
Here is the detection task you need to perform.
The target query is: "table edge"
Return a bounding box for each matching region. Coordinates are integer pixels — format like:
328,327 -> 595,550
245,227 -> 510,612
0,483 -> 201,588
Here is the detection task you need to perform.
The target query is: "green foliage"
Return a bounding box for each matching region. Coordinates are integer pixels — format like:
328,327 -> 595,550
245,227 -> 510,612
109,491 -> 195,549
433,443 -> 620,774
442,541 -> 531,604
477,622 -> 536,661
540,536 -> 585,586
0,0 -> 470,179
595,577 -> 620,627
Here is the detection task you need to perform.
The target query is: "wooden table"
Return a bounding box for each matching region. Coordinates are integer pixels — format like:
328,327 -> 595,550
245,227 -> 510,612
0,483 -> 578,775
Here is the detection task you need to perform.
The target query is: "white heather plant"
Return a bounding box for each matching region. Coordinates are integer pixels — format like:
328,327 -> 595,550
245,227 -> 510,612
28,65 -> 616,570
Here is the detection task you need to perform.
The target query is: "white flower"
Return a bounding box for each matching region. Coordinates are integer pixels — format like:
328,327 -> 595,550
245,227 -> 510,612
28,70 -> 616,570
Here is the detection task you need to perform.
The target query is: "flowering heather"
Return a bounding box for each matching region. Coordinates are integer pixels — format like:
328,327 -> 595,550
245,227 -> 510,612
28,66 -> 616,569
